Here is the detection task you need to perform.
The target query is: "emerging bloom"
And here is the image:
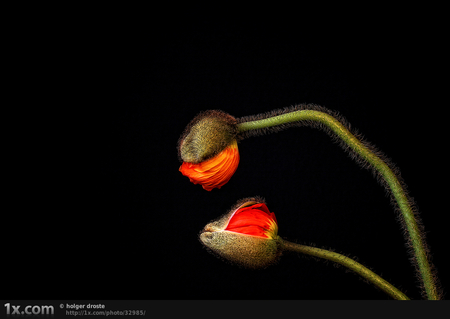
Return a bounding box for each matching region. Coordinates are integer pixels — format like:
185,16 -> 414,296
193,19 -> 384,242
179,139 -> 239,191
225,201 -> 278,239
178,110 -> 239,191
199,197 -> 281,268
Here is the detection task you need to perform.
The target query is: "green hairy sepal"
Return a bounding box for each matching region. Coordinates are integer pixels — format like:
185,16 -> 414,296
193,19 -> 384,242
178,110 -> 238,164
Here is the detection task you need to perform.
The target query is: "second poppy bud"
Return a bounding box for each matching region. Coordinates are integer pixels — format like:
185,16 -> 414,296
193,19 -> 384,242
199,197 -> 281,268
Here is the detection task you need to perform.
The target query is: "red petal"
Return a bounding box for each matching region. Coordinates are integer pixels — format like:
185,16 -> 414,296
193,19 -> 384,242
179,140 -> 239,191
225,203 -> 278,238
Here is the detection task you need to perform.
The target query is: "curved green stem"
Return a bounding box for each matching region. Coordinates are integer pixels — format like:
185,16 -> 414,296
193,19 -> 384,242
278,238 -> 410,300
237,109 -> 439,300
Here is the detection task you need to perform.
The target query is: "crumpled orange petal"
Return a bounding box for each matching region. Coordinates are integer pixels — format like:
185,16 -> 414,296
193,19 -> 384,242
224,203 -> 278,239
179,140 -> 239,191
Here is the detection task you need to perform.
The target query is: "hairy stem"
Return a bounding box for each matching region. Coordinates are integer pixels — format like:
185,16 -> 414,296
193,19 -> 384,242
278,238 -> 410,300
237,109 -> 439,300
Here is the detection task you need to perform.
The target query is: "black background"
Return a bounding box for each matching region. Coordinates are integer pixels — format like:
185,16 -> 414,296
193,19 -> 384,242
5,11 -> 448,301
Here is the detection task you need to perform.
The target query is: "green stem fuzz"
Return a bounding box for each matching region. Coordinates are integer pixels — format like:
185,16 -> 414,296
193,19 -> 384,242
238,109 -> 438,300
278,238 -> 410,300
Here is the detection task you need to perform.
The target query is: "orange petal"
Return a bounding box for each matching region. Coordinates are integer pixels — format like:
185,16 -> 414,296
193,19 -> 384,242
179,140 -> 239,191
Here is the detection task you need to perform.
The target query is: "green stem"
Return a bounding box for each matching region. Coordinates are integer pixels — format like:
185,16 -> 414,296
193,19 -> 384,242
237,109 -> 439,300
278,238 -> 410,300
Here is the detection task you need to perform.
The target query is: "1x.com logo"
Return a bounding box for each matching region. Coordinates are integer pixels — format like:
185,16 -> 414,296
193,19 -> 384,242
4,303 -> 54,316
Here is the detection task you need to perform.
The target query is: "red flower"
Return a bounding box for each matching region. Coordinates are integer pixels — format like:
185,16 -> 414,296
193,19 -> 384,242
179,139 -> 239,191
199,198 -> 280,268
225,202 -> 278,239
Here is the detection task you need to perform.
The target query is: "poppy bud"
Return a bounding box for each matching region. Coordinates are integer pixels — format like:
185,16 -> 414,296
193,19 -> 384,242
199,197 -> 281,268
178,110 -> 240,191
